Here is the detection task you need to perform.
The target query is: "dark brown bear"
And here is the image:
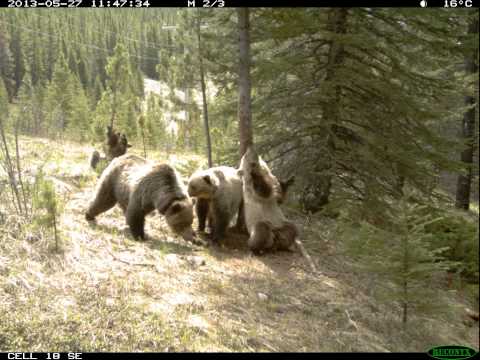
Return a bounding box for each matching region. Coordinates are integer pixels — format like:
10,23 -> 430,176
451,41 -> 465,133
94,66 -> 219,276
89,126 -> 132,170
85,154 -> 195,242
89,150 -> 101,170
105,125 -> 132,160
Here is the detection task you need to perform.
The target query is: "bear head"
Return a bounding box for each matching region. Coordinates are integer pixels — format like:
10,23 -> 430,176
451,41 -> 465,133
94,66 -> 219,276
187,170 -> 219,199
164,197 -> 195,242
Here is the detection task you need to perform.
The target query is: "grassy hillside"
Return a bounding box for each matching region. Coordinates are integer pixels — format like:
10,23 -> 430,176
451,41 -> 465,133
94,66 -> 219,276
0,136 -> 478,352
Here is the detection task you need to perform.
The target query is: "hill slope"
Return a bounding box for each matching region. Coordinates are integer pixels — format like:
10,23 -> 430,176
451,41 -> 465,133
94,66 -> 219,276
0,137 -> 478,352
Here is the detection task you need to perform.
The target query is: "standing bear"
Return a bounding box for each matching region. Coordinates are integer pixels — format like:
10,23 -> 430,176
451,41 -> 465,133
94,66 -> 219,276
86,154 -> 195,242
90,126 -> 132,170
239,147 -> 298,254
187,166 -> 243,243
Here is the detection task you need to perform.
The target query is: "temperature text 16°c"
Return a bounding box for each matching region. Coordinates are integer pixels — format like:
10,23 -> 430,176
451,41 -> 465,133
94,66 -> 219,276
444,0 -> 473,7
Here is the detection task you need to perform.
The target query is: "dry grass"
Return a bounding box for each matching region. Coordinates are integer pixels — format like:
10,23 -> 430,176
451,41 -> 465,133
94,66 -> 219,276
0,136 -> 478,352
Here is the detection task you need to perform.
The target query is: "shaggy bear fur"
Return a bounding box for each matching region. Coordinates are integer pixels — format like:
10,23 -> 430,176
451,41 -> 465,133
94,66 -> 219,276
187,166 -> 243,242
86,154 -> 195,242
234,174 -> 295,235
239,147 -> 298,254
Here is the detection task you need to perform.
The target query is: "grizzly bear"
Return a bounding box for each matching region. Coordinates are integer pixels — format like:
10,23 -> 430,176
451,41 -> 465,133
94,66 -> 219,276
86,154 -> 195,242
90,126 -> 132,170
106,125 -> 132,160
238,147 -> 298,254
234,173 -> 295,236
89,150 -> 101,170
187,166 -> 243,242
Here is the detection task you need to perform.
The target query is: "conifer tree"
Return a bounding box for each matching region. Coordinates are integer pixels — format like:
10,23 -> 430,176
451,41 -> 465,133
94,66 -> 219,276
66,74 -> 90,141
33,170 -> 62,252
45,52 -> 74,136
0,26 -> 14,100
9,25 -> 25,97
343,191 -> 452,328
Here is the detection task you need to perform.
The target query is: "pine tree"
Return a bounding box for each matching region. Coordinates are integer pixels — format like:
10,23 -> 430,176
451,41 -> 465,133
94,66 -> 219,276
138,114 -> 147,158
100,42 -> 140,138
25,35 -> 44,87
33,170 -> 62,252
66,74 -> 90,141
0,77 -> 8,116
0,24 -> 14,100
343,191 -> 452,329
105,43 -> 129,128
44,18 -> 58,82
9,25 -> 25,97
234,8 -> 471,216
44,52 -> 74,136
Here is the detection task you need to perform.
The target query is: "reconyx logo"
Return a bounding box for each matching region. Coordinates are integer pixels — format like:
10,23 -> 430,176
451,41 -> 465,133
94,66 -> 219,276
428,345 -> 478,360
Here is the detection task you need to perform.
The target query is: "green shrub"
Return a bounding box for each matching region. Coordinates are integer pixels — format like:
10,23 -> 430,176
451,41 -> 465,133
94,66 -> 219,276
342,194 -> 452,328
32,170 -> 63,252
424,214 -> 478,283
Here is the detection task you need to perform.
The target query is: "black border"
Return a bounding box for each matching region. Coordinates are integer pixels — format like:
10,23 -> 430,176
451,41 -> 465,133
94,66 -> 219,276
0,0 -> 478,7
0,352 -> 441,359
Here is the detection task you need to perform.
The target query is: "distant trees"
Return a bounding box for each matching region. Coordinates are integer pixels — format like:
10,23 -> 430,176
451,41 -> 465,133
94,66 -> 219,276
0,9 -> 180,144
1,77 -> 30,217
44,53 -> 74,135
92,43 -> 142,140
0,25 -> 14,100
0,8 -> 477,216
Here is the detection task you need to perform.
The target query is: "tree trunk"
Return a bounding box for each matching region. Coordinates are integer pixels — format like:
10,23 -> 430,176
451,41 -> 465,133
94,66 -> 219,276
237,8 -> 253,158
53,212 -> 58,253
455,18 -> 479,210
110,79 -> 117,129
141,126 -> 147,159
313,8 -> 349,210
197,12 -> 213,168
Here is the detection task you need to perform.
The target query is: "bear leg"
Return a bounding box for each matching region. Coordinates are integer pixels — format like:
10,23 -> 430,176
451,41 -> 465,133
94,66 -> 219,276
273,221 -> 298,251
211,201 -> 230,243
126,197 -> 147,240
248,221 -> 274,255
195,198 -> 209,232
232,198 -> 248,234
86,179 -> 117,221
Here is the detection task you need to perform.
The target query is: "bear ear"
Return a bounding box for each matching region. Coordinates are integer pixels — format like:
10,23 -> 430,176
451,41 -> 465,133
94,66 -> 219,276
281,176 -> 295,191
203,175 -> 212,185
170,203 -> 183,214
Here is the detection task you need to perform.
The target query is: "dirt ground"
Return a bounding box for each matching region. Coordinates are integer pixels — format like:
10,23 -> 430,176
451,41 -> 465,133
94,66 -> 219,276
0,137 -> 478,352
